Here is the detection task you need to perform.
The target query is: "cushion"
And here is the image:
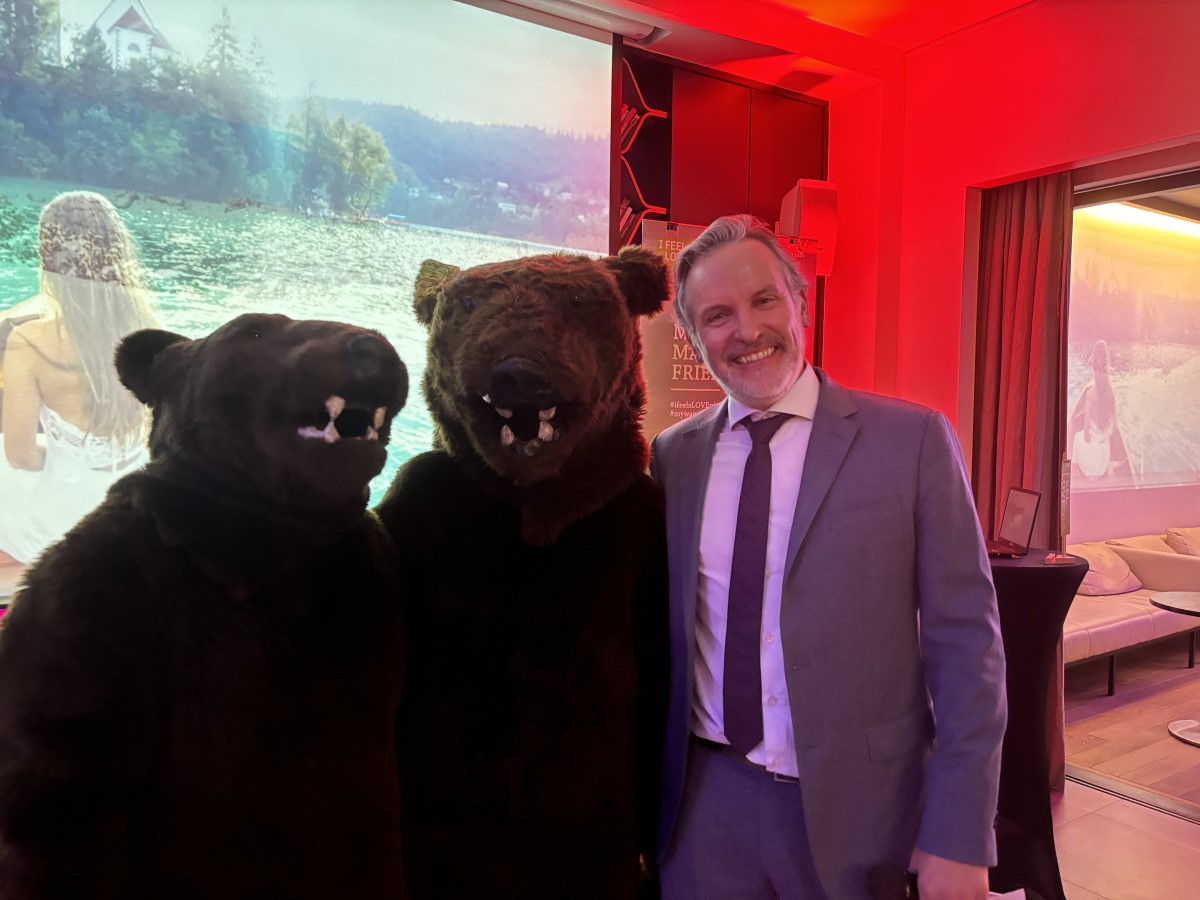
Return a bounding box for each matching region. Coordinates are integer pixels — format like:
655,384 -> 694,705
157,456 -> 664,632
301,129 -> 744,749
1062,594 -> 1155,663
1106,534 -> 1174,554
1066,541 -> 1142,595
1164,526 -> 1200,556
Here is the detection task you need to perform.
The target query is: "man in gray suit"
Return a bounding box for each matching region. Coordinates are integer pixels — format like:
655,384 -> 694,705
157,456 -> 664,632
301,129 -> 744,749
650,215 -> 1006,900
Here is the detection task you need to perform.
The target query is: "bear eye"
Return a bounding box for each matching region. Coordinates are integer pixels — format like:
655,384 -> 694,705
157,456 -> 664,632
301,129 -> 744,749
459,295 -> 476,312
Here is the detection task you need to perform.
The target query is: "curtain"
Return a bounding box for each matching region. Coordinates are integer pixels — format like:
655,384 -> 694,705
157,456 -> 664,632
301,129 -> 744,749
973,171 -> 1074,553
974,170 -> 1075,794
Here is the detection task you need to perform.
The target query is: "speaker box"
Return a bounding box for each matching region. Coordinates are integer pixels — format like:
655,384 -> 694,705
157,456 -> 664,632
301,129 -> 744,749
776,179 -> 837,276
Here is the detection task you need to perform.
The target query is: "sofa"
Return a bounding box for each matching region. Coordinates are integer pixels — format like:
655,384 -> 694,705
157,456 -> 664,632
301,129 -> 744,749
1063,527 -> 1200,695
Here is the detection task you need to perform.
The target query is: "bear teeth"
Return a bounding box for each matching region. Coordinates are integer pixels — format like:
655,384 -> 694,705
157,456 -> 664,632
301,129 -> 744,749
481,394 -> 519,419
295,395 -> 385,443
499,423 -> 560,453
483,397 -> 555,427
296,422 -> 381,443
296,421 -> 340,443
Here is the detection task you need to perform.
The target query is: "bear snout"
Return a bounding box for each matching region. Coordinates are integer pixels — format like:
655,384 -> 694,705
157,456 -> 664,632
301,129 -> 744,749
488,357 -> 563,410
342,333 -> 394,384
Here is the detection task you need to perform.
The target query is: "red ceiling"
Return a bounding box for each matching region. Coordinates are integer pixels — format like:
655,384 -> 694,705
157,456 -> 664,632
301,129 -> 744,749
770,0 -> 1037,51
569,0 -> 1036,97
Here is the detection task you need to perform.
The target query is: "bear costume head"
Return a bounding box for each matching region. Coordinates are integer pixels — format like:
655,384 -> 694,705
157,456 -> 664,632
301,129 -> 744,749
411,246 -> 667,544
116,313 -> 407,514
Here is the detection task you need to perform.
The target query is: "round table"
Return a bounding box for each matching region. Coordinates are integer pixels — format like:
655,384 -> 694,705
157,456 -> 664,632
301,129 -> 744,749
988,550 -> 1088,900
1148,592 -> 1200,747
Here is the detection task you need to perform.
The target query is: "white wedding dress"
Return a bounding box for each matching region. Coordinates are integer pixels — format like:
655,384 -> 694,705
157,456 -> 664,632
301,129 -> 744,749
0,408 -> 146,565
1071,420 -> 1113,480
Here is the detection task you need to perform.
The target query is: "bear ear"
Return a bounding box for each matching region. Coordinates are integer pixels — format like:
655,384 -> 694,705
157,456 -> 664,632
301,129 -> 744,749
413,259 -> 461,326
115,328 -> 190,405
605,245 -> 669,318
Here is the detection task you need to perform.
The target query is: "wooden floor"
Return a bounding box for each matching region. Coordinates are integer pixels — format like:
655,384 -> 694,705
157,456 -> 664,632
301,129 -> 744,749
1064,636 -> 1200,808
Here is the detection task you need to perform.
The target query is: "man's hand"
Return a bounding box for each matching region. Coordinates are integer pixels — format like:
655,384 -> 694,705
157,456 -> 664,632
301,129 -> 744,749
909,848 -> 990,900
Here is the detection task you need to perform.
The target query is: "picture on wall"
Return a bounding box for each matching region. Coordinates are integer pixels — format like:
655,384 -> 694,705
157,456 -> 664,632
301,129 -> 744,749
0,0 -> 612,585
1067,202 -> 1200,492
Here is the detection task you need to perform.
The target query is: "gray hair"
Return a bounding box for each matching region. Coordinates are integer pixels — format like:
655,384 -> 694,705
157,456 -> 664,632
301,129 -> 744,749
673,214 -> 809,343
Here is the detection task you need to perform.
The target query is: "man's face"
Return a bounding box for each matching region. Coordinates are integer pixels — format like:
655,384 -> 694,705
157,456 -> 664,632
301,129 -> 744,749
683,239 -> 807,410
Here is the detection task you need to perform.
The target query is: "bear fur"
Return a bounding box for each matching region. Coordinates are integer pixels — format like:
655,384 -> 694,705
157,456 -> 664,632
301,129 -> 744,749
376,248 -> 670,899
0,314 -> 410,900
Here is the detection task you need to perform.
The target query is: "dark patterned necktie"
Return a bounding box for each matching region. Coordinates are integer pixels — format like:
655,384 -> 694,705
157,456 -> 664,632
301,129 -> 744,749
724,413 -> 790,756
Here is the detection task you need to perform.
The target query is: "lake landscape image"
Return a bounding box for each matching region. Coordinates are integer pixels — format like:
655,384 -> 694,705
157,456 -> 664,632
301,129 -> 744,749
0,177 -> 568,499
0,0 -> 611,579
1066,338 -> 1200,491
1068,205 -> 1200,492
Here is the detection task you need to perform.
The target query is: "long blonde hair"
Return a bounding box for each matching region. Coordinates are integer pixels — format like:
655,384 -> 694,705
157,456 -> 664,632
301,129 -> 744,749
1089,339 -> 1115,434
38,191 -> 159,438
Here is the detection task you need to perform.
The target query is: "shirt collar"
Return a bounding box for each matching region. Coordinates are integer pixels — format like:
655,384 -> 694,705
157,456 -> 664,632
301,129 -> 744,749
726,362 -> 819,429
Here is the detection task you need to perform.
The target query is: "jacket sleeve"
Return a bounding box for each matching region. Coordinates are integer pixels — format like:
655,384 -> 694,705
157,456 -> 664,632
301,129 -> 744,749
912,411 -> 1007,866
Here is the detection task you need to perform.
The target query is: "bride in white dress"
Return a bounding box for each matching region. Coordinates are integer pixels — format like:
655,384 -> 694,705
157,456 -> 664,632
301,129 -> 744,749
0,191 -> 159,569
1067,339 -> 1132,483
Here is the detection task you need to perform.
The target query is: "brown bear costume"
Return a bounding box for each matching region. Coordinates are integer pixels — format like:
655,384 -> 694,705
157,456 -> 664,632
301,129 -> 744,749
376,248 -> 670,899
0,314 -> 410,899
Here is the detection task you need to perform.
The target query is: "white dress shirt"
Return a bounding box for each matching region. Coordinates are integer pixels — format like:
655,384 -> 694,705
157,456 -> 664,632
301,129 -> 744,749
691,363 -> 819,777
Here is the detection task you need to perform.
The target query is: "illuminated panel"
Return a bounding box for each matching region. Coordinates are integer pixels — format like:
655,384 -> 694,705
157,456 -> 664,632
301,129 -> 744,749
0,0 -> 611,582
1066,202 -> 1200,493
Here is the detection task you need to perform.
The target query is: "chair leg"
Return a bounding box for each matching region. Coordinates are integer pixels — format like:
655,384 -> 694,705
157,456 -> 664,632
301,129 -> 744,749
1107,654 -> 1116,696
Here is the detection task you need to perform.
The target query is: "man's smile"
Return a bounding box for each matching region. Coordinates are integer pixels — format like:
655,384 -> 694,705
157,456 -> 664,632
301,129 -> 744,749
733,346 -> 778,366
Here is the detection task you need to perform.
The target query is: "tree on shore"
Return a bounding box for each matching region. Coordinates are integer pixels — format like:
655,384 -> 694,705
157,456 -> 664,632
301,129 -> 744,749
341,120 -> 397,218
0,0 -> 58,79
0,2 -> 603,242
284,99 -> 396,218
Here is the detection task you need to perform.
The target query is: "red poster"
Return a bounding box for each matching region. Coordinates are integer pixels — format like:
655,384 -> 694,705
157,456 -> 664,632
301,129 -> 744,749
639,221 -> 724,441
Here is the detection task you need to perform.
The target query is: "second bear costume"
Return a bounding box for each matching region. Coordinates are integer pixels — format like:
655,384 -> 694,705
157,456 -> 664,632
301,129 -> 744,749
378,248 -> 670,899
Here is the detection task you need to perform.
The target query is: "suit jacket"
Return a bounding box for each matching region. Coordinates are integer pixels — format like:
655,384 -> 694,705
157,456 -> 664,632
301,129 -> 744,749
649,368 -> 1006,899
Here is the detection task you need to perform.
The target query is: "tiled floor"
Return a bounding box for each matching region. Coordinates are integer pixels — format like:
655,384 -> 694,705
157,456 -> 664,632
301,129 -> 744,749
1054,778 -> 1200,899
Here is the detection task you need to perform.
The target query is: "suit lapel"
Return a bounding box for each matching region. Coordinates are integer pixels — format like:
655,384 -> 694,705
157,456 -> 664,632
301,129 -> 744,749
784,371 -> 859,578
673,401 -> 727,652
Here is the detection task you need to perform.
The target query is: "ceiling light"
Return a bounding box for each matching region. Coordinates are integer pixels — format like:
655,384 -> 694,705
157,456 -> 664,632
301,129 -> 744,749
1080,202 -> 1200,241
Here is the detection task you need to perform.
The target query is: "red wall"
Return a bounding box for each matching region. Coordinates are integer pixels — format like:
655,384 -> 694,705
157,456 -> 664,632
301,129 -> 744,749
826,0 -> 1200,430
823,83 -> 881,392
